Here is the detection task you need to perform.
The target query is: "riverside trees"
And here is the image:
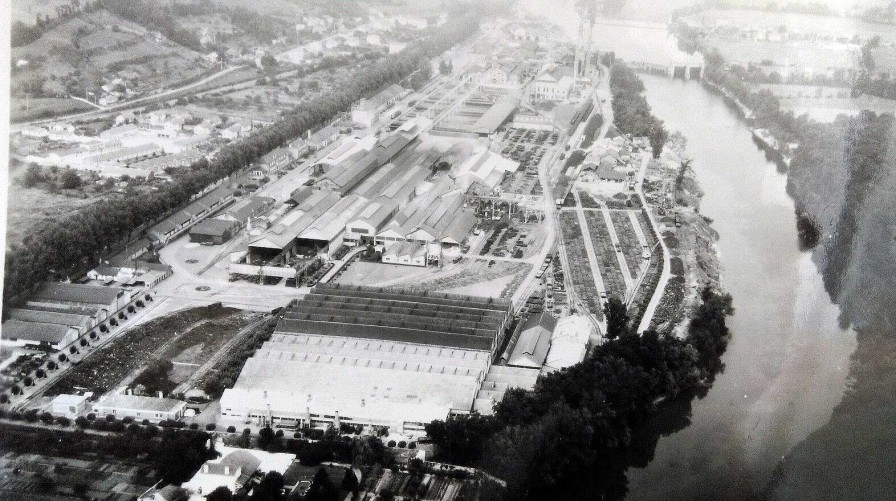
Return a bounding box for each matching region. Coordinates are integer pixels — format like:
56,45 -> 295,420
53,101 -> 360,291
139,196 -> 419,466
425,287 -> 734,500
609,61 -> 669,158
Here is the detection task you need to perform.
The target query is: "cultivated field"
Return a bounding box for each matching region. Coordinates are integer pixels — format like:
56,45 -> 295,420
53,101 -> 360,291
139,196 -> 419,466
583,211 -> 626,299
609,210 -> 643,280
559,212 -> 601,314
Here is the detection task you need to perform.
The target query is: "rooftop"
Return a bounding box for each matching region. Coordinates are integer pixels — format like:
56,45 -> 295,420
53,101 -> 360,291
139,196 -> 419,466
2,319 -> 75,344
32,283 -> 124,307
95,393 -> 185,413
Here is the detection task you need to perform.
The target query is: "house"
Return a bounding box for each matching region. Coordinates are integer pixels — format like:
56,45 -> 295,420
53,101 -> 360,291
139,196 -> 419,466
287,138 -> 310,159
193,121 -> 217,136
189,219 -> 240,245
92,393 -> 186,423
183,448 -> 295,498
258,147 -> 293,172
382,241 -> 427,266
115,111 -> 136,126
87,265 -> 122,283
51,394 -> 91,419
138,485 -> 188,501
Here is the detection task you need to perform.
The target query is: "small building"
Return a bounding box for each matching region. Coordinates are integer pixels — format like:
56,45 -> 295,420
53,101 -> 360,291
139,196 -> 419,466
507,313 -> 556,369
218,196 -> 275,227
258,147 -> 293,172
92,393 -> 186,423
189,219 -> 240,245
382,241 -> 427,266
51,394 -> 91,419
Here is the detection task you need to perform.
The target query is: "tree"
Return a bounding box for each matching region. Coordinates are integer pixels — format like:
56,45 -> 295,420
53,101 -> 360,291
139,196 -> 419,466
60,170 -> 82,189
22,164 -> 43,187
251,471 -> 284,501
603,297 -> 630,340
305,467 -> 339,501
207,486 -> 233,501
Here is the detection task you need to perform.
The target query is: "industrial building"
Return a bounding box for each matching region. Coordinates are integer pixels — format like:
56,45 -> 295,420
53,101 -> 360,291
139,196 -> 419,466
219,285 -> 511,434
543,315 -> 592,372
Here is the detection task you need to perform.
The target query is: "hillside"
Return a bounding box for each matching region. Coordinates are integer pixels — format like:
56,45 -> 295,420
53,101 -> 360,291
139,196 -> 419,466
10,8 -> 210,119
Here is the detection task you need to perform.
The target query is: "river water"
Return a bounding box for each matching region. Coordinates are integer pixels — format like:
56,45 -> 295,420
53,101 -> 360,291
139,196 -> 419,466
624,75 -> 857,500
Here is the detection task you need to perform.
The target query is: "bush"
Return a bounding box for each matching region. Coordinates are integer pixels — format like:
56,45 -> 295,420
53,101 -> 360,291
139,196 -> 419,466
408,442 -> 416,449
243,428 -> 252,436
398,441 -> 407,448
35,369 -> 46,378
58,354 -> 67,362
40,412 -> 54,424
387,440 -> 397,447
189,423 -> 199,430
75,416 -> 89,428
23,376 -> 33,386
106,414 -> 116,422
122,416 -> 134,424
128,423 -> 141,433
10,385 -> 21,395
7,411 -> 22,421
56,416 -> 71,427
275,429 -> 284,438
80,339 -> 88,347
0,394 -> 8,404
142,419 -> 150,426
205,423 -> 216,431
227,426 -> 236,433
86,413 -> 96,421
47,361 -> 57,370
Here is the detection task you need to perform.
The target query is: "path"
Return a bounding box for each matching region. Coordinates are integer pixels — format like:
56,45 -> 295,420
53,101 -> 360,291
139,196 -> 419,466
634,152 -> 672,333
599,203 -> 634,294
573,189 -> 608,304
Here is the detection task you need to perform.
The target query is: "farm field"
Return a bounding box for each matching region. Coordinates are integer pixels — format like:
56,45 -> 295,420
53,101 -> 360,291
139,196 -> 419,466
583,211 -> 626,299
10,98 -> 95,123
559,212 -> 601,315
44,304 -> 240,397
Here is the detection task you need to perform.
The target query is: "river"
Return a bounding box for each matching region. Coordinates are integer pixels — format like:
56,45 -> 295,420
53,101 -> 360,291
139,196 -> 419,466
624,75 -> 857,500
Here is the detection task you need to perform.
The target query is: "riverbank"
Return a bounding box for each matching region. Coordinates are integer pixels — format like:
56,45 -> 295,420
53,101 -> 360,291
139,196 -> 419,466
640,133 -> 722,336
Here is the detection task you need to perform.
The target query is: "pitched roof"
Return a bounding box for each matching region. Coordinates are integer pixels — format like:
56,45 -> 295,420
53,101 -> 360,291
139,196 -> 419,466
32,283 -> 124,307
2,319 -> 75,344
190,218 -> 239,238
507,313 -> 556,369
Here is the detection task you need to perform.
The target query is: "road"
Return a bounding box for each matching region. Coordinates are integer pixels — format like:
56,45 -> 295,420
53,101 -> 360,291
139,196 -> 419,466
634,152 -> 672,333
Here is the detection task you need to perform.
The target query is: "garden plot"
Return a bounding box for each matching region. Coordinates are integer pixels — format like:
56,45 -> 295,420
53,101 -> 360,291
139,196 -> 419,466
559,212 -> 601,315
609,210 -> 644,280
583,211 -> 626,299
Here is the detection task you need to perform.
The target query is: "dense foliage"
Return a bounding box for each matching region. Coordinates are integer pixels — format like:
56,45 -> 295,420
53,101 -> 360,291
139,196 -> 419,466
3,11 -> 480,305
426,288 -> 734,500
609,61 -> 669,158
0,423 -> 214,484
